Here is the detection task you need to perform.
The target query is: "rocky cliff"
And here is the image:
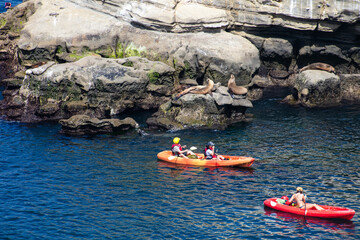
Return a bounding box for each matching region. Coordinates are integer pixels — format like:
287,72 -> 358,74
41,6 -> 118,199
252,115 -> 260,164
0,0 -> 359,128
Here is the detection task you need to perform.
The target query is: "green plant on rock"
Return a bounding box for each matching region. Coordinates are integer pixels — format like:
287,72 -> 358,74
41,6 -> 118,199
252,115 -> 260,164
113,42 -> 147,59
184,60 -> 196,79
115,42 -> 124,58
0,18 -> 7,28
148,69 -> 160,84
125,42 -> 146,58
56,45 -> 65,54
69,48 -> 100,61
122,61 -> 134,67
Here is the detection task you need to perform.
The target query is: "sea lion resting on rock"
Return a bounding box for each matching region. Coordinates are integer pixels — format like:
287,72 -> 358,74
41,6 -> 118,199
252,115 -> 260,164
299,63 -> 335,73
227,74 -> 248,96
175,78 -> 214,99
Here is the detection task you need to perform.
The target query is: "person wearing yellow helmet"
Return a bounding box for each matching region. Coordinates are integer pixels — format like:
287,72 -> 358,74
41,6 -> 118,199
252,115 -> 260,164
171,137 -> 194,158
286,187 -> 324,210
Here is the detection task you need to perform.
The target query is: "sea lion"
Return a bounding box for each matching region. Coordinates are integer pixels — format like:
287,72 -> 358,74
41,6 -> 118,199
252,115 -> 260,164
227,74 -> 248,96
299,63 -> 335,73
175,78 -> 214,99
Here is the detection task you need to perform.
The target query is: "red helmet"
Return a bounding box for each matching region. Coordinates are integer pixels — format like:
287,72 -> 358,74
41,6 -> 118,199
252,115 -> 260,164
281,196 -> 289,201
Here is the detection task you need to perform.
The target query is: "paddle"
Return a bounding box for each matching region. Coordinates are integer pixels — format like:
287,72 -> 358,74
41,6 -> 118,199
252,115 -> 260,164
304,194 -> 307,218
168,156 -> 176,160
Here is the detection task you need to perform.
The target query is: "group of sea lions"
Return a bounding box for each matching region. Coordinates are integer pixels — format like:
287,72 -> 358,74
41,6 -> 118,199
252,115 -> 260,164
173,62 -> 335,100
174,74 -> 248,100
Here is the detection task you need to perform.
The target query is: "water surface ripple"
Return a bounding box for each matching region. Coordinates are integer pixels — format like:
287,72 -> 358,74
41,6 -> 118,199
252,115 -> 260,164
0,99 -> 359,239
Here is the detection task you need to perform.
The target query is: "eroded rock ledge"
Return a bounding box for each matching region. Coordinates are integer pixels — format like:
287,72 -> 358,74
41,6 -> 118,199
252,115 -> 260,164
147,87 -> 253,130
59,114 -> 139,135
0,56 -> 174,122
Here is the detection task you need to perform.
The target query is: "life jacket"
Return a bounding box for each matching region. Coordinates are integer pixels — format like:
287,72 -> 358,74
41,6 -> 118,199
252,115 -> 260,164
171,144 -> 182,155
204,147 -> 216,159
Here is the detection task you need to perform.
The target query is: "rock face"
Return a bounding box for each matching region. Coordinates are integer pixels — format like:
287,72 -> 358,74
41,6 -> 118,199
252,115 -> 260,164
282,70 -> 341,107
123,0 -> 360,34
59,114 -> 139,135
1,0 -> 360,128
1,56 -> 175,122
17,0 -> 260,85
340,74 -> 360,102
147,86 -> 253,130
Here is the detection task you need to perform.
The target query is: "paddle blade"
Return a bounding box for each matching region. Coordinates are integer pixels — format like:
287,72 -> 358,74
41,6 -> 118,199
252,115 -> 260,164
190,146 -> 197,151
168,156 -> 176,160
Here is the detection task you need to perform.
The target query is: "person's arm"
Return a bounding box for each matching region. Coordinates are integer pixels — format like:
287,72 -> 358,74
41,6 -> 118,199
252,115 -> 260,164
209,149 -> 214,156
286,194 -> 294,205
213,146 -> 217,156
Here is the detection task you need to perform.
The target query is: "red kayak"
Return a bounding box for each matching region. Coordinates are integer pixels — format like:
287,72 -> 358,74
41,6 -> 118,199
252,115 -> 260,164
264,198 -> 355,220
157,150 -> 255,167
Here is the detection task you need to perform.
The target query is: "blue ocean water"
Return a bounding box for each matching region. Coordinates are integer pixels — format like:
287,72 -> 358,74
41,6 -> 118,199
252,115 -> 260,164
1,1 -> 360,239
0,0 -> 22,13
0,89 -> 359,239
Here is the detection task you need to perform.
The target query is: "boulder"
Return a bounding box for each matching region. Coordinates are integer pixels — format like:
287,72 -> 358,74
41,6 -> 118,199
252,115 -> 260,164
284,70 -> 341,107
261,38 -> 293,70
147,89 -> 253,130
59,114 -> 139,135
339,74 -> 360,102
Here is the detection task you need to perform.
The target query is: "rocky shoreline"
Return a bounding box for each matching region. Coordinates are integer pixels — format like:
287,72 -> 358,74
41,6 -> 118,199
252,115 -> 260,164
1,0 -> 359,134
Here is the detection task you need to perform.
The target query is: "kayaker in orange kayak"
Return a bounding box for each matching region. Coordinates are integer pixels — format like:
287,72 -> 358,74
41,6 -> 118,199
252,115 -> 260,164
171,137 -> 195,159
204,141 -> 224,160
286,187 -> 324,210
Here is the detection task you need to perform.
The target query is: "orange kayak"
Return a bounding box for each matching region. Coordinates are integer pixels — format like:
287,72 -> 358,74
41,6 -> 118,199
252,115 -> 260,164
264,198 -> 355,220
157,150 -> 255,167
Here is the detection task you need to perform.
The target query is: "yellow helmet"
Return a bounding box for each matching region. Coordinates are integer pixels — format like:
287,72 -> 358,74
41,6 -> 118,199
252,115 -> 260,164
173,137 -> 180,144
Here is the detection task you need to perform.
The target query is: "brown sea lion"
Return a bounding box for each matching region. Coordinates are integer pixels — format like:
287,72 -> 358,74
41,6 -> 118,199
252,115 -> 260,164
175,78 -> 214,99
299,63 -> 335,73
31,61 -> 47,69
227,74 -> 248,96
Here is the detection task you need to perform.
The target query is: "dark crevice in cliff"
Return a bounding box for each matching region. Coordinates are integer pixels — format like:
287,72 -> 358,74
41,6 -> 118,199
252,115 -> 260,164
227,22 -> 360,45
120,109 -> 156,127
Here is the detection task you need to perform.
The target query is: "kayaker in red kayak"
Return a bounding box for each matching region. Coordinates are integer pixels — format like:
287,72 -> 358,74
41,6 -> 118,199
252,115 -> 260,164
204,141 -> 224,160
286,187 -> 324,210
171,137 -> 194,159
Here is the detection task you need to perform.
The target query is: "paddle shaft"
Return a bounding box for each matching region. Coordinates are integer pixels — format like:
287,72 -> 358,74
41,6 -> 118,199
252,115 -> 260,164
304,195 -> 307,218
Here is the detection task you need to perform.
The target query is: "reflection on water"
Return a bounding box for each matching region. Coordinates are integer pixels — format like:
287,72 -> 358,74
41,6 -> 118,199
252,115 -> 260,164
264,207 -> 356,236
157,161 -> 254,179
